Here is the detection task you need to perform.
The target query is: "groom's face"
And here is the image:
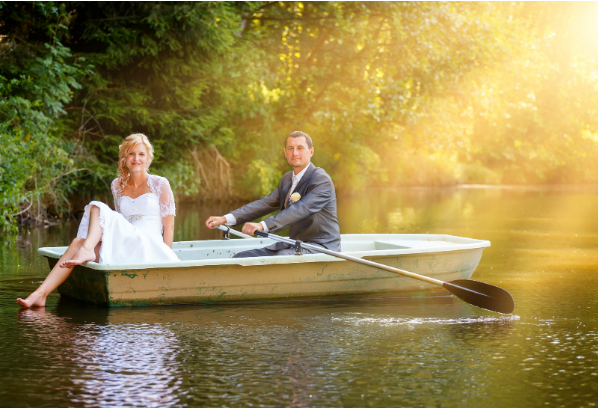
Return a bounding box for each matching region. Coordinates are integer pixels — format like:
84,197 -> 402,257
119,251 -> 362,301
284,136 -> 314,170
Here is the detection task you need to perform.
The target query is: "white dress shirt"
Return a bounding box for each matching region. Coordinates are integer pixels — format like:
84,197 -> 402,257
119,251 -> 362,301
224,165 -> 309,232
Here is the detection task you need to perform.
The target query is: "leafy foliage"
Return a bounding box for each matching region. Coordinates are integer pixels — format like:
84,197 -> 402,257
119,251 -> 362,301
1,1 -> 598,232
1,2 -> 89,231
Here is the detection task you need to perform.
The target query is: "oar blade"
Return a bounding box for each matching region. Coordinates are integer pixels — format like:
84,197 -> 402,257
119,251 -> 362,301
443,279 -> 515,314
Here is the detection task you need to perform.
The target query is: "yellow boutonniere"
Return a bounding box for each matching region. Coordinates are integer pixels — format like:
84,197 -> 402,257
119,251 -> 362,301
290,192 -> 301,203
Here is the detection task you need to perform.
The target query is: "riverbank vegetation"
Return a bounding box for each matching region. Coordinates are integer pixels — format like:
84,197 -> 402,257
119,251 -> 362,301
1,1 -> 598,231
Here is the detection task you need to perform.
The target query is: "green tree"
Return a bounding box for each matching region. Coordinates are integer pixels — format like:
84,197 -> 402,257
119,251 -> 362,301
58,1 -> 268,196
0,2 -> 89,232
239,2 -> 527,188
2,1 -> 598,233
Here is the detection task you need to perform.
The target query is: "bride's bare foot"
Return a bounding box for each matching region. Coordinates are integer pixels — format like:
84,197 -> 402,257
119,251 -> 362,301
16,290 -> 48,308
59,246 -> 96,268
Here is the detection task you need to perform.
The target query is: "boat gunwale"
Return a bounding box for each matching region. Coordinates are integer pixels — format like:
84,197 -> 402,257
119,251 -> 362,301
38,234 -> 490,271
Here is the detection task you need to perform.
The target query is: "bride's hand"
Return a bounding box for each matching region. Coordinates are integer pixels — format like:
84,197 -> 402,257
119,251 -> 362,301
205,216 -> 226,229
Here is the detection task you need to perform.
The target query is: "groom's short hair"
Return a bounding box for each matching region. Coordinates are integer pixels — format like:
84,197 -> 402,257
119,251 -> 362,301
286,131 -> 313,149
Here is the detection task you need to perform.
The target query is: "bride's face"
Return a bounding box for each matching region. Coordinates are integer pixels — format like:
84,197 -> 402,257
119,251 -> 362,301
125,143 -> 149,174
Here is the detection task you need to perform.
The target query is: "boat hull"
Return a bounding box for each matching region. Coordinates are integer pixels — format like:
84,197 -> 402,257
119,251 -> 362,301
41,234 -> 489,306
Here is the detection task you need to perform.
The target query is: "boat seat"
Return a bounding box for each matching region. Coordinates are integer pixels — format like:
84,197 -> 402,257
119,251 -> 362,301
373,241 -> 411,250
374,240 -> 453,250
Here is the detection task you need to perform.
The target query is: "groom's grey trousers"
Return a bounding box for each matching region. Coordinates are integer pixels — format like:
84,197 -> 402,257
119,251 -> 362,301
231,242 -> 326,258
230,162 -> 341,258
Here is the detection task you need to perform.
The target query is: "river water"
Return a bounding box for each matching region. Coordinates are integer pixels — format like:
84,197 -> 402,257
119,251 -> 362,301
1,186 -> 597,407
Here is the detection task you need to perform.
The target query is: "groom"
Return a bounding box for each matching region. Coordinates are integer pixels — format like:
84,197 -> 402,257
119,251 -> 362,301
205,131 -> 340,258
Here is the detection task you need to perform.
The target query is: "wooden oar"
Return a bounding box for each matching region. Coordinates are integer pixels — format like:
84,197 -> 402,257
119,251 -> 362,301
215,226 -> 515,314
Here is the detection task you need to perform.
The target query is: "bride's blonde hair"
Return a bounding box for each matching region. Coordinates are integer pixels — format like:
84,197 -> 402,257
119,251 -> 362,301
117,133 -> 154,192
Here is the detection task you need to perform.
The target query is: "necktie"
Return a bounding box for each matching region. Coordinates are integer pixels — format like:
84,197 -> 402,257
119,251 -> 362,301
284,177 -> 298,209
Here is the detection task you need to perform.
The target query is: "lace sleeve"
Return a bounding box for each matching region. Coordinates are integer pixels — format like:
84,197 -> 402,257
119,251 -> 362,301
111,179 -> 121,213
159,177 -> 176,217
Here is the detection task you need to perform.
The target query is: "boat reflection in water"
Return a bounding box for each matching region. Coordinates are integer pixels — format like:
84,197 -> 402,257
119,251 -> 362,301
16,295 -> 516,406
17,299 -> 183,407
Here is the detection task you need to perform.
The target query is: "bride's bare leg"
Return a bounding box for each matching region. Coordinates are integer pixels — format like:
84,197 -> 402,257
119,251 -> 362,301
16,238 -> 84,307
60,205 -> 103,269
16,205 -> 103,308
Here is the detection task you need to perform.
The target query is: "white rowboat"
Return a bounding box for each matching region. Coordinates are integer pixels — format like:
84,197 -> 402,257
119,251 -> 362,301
38,234 -> 490,306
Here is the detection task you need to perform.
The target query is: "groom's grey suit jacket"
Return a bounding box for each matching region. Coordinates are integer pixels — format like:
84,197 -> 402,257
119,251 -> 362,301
231,162 -> 341,252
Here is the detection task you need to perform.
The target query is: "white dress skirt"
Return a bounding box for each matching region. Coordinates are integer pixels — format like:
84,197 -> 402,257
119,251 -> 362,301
76,175 -> 180,265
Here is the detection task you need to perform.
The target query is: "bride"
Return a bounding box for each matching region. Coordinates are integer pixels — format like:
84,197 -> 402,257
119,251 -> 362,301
17,133 -> 180,308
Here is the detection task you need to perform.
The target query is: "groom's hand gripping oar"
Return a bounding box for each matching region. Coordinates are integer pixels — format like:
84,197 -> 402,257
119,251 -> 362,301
215,225 -> 515,314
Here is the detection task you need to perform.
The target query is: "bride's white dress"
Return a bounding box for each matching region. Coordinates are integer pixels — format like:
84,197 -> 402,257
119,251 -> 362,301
76,174 -> 180,265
